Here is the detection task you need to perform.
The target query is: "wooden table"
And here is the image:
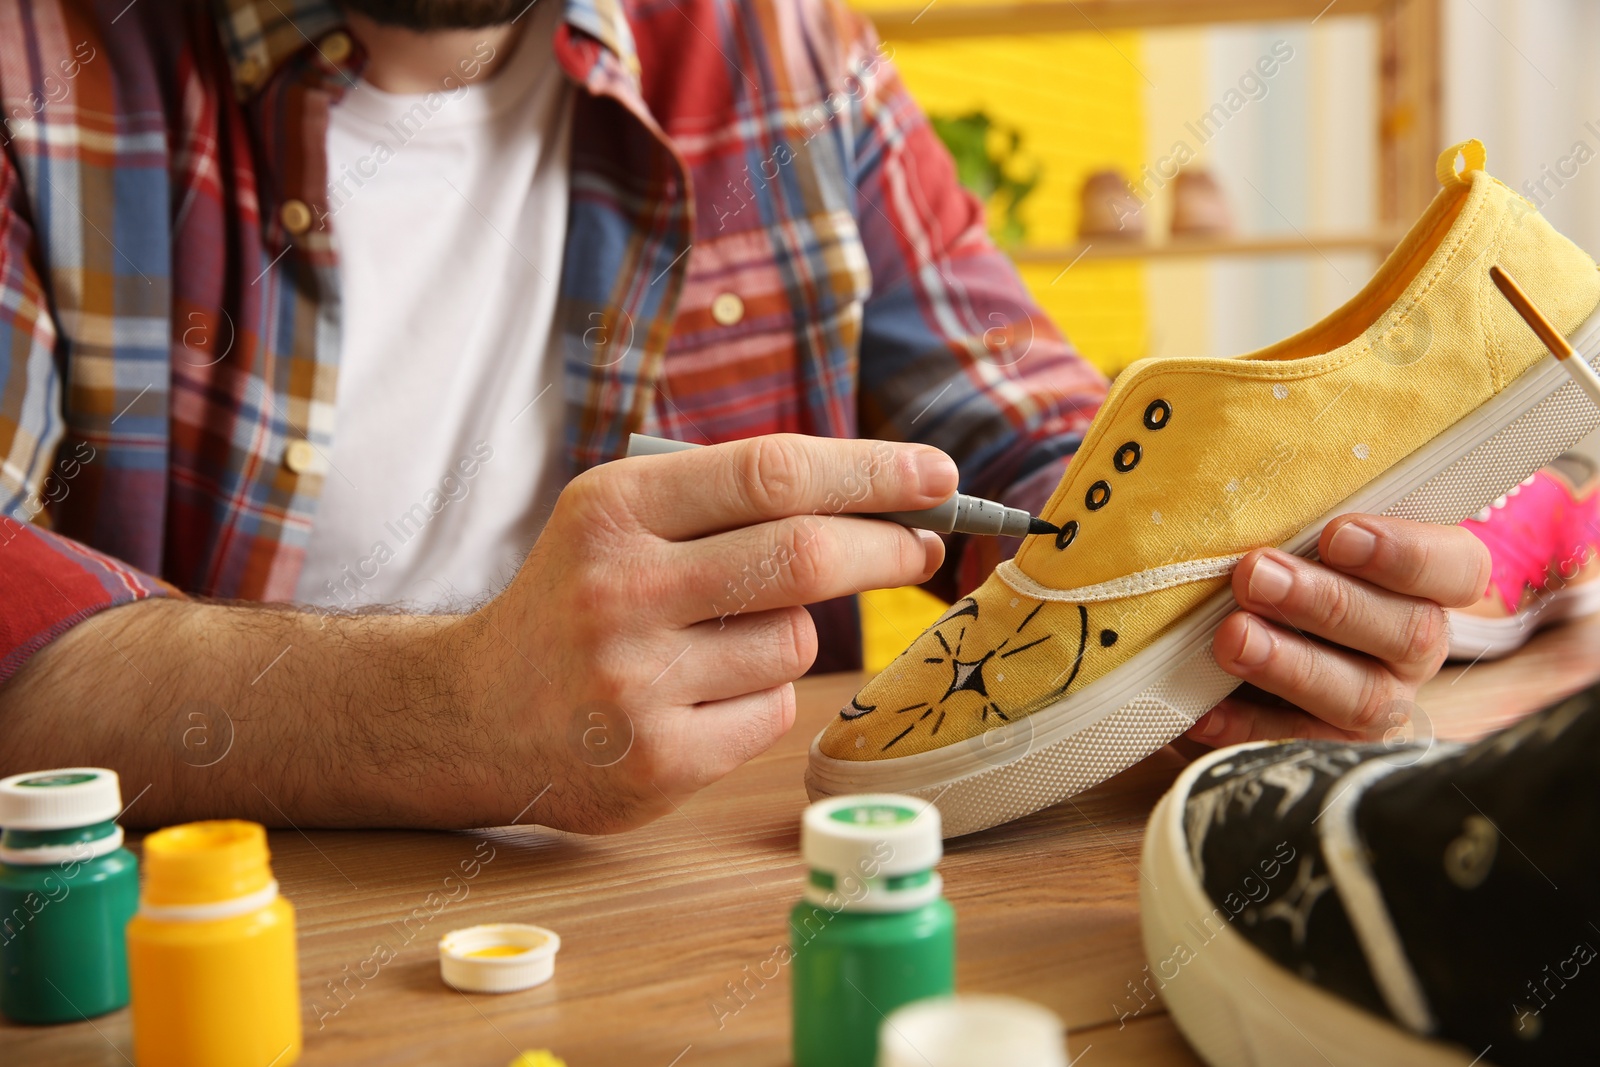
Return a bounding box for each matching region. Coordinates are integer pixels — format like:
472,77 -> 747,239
12,611 -> 1600,1067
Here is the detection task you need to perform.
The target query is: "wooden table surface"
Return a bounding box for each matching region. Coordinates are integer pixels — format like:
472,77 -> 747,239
11,610 -> 1600,1067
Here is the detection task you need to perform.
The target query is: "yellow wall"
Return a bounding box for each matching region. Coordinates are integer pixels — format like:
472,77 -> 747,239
860,27 -> 1151,672
887,32 -> 1150,376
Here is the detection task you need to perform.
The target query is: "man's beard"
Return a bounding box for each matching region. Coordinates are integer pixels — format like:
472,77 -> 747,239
337,0 -> 532,29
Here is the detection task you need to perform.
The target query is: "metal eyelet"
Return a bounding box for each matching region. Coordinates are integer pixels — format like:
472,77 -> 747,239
1114,441 -> 1141,472
1144,400 -> 1172,430
1086,480 -> 1111,511
1055,520 -> 1079,550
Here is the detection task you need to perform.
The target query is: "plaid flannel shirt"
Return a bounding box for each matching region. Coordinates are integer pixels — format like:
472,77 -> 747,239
0,0 -> 1105,682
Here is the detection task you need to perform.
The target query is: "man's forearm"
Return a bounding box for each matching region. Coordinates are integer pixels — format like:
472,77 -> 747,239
0,436 -> 967,836
0,598 -> 480,828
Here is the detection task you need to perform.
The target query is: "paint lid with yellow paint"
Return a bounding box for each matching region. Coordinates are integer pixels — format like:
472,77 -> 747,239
439,923 -> 561,993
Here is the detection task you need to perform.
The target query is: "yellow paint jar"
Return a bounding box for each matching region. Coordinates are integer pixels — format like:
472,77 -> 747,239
126,821 -> 301,1067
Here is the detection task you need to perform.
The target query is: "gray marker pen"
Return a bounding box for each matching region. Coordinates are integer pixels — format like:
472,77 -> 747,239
623,434 -> 1060,539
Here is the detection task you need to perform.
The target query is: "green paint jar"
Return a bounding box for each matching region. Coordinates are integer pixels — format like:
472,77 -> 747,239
790,794 -> 955,1067
0,768 -> 140,1023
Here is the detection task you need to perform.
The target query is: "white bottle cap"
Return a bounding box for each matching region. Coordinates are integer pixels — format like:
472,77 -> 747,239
0,767 -> 123,830
878,995 -> 1068,1067
801,794 -> 942,913
439,924 -> 561,994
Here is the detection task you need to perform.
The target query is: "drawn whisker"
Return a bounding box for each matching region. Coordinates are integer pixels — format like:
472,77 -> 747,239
1001,635 -> 1050,659
883,725 -> 916,751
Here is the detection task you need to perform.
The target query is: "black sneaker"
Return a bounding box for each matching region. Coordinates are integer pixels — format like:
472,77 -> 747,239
1139,686 -> 1600,1066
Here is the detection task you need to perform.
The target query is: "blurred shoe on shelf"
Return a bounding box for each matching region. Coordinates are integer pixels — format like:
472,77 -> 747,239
1077,169 -> 1145,241
1170,169 -> 1233,238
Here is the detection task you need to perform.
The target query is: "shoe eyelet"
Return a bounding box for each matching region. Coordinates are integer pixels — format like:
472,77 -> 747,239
1144,400 -> 1172,430
1114,441 -> 1141,472
1086,480 -> 1111,511
1055,520 -> 1079,550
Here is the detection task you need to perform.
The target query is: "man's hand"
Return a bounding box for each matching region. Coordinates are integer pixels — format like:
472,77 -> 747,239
0,434 -> 955,832
448,434 -> 953,833
1190,514 -> 1492,748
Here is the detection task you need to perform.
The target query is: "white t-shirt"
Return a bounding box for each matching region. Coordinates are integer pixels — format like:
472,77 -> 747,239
297,3 -> 573,612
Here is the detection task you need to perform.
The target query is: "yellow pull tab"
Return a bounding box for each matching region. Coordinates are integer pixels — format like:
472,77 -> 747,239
1437,139 -> 1487,186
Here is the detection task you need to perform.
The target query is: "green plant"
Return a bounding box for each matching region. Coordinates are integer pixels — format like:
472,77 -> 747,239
930,110 -> 1041,247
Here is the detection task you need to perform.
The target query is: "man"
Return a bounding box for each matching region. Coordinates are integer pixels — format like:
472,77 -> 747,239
0,0 -> 1489,832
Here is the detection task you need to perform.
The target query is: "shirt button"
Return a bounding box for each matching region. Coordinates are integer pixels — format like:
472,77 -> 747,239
711,292 -> 745,326
283,439 -> 318,474
321,30 -> 353,65
236,55 -> 264,91
280,199 -> 314,236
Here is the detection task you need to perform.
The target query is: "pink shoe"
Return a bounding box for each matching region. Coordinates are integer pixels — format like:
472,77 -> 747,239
1449,453 -> 1600,659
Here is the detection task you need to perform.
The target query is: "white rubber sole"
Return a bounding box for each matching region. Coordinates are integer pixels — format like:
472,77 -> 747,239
1138,750 -> 1484,1067
808,304 -> 1600,838
1446,574 -> 1600,660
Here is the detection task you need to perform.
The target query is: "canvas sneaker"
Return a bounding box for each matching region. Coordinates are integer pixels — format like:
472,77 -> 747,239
1447,453 -> 1600,660
1139,682 -> 1600,1066
807,139 -> 1600,837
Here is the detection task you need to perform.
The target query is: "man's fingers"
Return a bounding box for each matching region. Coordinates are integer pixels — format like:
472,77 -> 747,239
673,516 -> 943,624
616,433 -> 959,541
1185,694 -> 1365,749
1210,610 -> 1414,737
1231,549 -> 1448,677
654,607 -> 818,705
1318,514 -> 1491,608
674,684 -> 798,788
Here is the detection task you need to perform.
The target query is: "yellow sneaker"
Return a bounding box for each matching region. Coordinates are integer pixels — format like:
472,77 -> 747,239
807,140 -> 1600,837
